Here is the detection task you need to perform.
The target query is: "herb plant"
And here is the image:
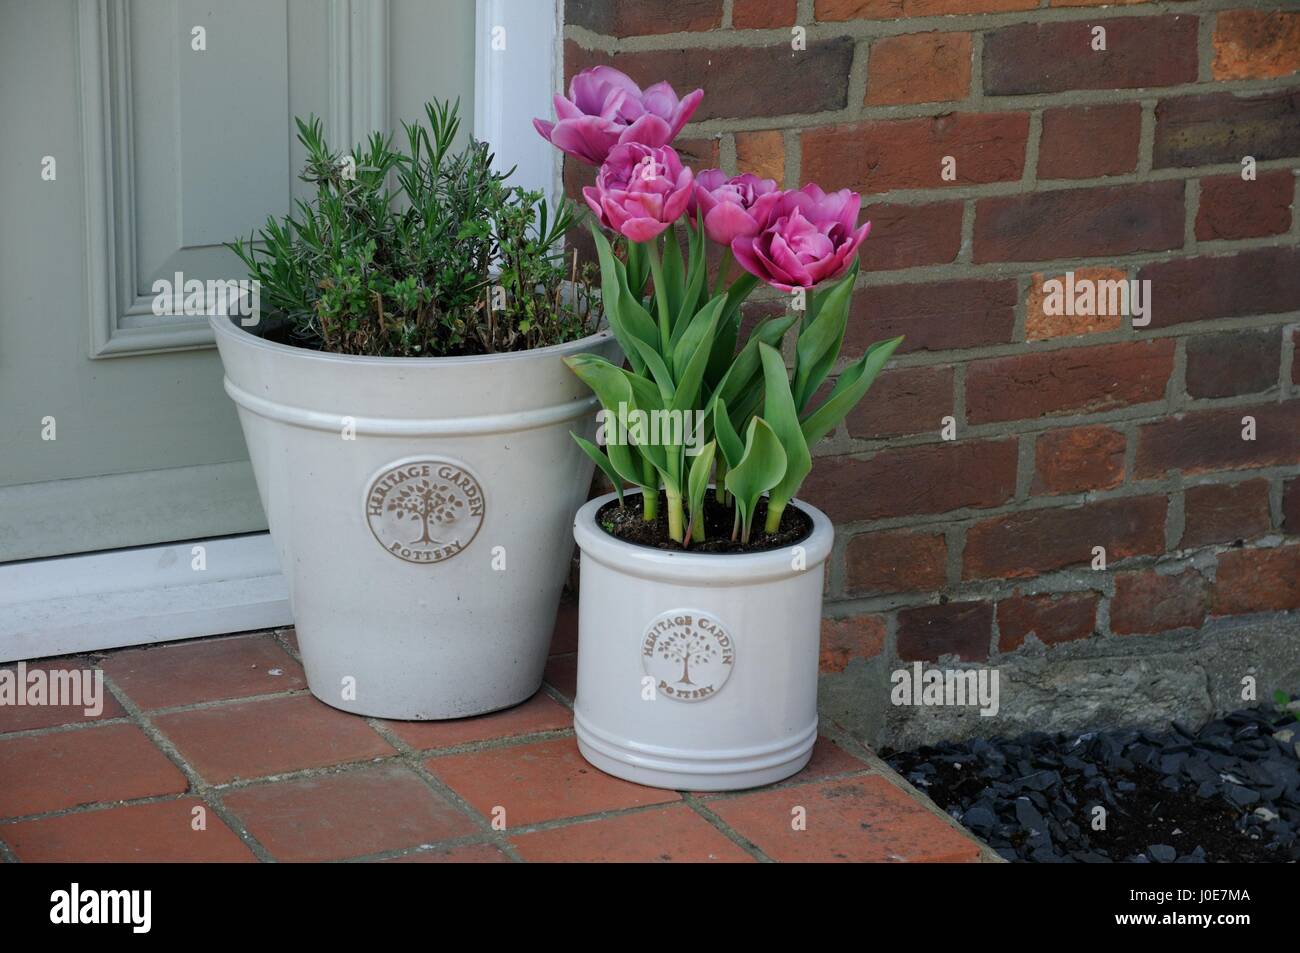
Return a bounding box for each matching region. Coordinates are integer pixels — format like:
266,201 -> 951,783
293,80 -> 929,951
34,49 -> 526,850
230,99 -> 596,357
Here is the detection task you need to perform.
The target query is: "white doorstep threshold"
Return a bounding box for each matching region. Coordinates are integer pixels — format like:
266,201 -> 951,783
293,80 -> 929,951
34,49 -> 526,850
0,533 -> 292,663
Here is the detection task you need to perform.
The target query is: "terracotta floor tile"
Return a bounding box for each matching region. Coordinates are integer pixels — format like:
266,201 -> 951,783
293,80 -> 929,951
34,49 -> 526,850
103,634 -> 306,710
707,775 -> 982,863
2,798 -> 256,862
0,723 -> 187,819
382,842 -> 512,863
549,598 -> 579,656
154,694 -> 394,784
0,658 -> 126,733
222,764 -> 479,862
512,804 -> 754,862
543,653 -> 577,700
429,736 -> 680,827
381,691 -> 572,750
691,737 -> 871,799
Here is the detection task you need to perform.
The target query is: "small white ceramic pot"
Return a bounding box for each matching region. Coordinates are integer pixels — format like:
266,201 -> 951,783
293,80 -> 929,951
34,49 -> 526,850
571,489 -> 834,790
211,312 -> 619,719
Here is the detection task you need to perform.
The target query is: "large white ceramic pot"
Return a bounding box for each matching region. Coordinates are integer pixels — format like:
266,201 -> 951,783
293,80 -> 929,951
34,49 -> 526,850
210,312 -> 620,719
572,489 -> 834,790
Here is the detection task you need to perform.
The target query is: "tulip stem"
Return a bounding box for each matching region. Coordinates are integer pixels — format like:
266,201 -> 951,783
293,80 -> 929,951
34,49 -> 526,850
764,498 -> 786,535
715,248 -> 732,296
643,240 -> 671,354
665,489 -> 685,544
641,461 -> 658,521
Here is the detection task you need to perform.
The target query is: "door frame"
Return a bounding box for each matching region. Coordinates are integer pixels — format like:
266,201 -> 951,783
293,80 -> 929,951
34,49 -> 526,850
0,0 -> 563,662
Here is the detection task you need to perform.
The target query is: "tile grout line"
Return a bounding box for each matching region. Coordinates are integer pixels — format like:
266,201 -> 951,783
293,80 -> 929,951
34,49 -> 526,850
364,717 -> 528,863
97,672 -> 279,864
681,794 -> 775,862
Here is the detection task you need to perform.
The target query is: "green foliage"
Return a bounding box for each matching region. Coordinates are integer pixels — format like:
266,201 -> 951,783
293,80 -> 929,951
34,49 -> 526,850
571,217 -> 902,549
229,101 -> 595,357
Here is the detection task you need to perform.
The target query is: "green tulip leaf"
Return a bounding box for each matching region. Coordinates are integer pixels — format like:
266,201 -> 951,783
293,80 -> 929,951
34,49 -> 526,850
724,417 -> 787,544
799,335 -> 904,448
759,342 -> 812,527
571,433 -> 625,506
792,263 -> 857,412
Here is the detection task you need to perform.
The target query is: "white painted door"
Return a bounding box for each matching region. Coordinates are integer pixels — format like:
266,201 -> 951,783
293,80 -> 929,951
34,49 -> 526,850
0,0 -> 476,562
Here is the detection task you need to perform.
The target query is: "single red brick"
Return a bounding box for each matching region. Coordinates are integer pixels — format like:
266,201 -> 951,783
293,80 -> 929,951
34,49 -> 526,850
1212,545 -> 1300,614
1185,327 -> 1282,399
801,112 -> 1029,193
819,614 -> 887,672
974,181 -> 1185,263
799,439 -> 1018,523
380,691 -> 572,751
1282,477 -> 1300,533
1153,90 -> 1300,168
984,16 -> 1198,95
817,0 -> 1035,18
512,803 -> 753,862
709,774 -> 982,862
734,130 -> 785,185
102,634 -> 305,710
0,659 -> 125,734
565,0 -> 722,36
1140,248 -> 1300,329
1182,480 -> 1272,549
1195,169 -> 1295,241
1134,401 -> 1300,477
1025,268 -> 1128,341
3,798 -> 255,863
1111,569 -> 1209,635
845,530 -> 947,595
859,201 -> 963,272
896,601 -> 992,662
733,0 -> 797,28
845,365 -> 955,438
565,40 -> 854,122
997,591 -> 1098,651
222,764 -> 477,862
1212,10 -> 1300,81
846,278 -> 1017,354
154,694 -> 395,784
963,496 -> 1168,580
1032,425 -> 1127,496
966,340 -> 1174,425
429,736 -> 679,826
1038,103 -> 1142,180
866,32 -> 971,106
0,724 -> 187,819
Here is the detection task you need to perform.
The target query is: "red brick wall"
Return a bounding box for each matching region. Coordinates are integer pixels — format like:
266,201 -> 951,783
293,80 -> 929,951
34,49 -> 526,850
562,2 -> 1300,666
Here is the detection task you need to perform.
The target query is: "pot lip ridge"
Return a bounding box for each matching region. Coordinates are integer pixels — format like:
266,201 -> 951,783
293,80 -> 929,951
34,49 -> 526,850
573,489 -> 833,587
208,309 -> 615,368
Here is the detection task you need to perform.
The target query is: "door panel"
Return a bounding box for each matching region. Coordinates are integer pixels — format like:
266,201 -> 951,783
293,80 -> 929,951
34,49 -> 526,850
0,0 -> 475,561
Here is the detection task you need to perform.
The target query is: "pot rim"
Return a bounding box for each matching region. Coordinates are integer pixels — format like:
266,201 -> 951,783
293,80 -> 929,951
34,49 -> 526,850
208,309 -> 614,368
573,488 -> 834,587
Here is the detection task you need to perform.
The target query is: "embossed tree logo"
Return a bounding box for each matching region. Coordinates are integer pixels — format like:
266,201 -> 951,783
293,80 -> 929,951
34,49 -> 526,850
387,479 -> 465,545
657,627 -> 718,686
